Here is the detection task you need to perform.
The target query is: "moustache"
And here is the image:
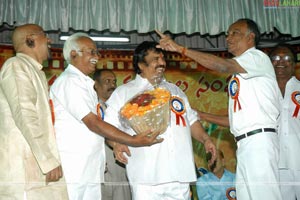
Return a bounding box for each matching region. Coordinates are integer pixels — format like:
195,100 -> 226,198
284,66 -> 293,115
107,88 -> 116,92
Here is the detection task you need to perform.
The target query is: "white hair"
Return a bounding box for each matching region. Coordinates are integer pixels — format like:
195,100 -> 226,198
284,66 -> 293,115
63,32 -> 91,64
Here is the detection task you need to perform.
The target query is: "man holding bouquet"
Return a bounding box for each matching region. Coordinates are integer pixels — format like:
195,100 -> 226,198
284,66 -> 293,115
104,41 -> 216,200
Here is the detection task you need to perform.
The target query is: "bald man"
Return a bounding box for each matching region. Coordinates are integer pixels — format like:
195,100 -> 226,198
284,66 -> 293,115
0,24 -> 68,199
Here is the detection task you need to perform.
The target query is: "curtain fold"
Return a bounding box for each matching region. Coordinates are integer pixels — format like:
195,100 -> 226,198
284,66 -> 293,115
0,0 -> 299,36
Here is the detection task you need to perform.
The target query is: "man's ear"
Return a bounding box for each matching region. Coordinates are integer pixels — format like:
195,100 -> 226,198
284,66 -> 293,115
248,32 -> 255,44
25,36 -> 35,48
71,50 -> 77,59
138,62 -> 145,72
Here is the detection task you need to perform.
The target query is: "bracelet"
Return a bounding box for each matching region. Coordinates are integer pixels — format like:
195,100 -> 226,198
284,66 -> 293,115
181,47 -> 187,56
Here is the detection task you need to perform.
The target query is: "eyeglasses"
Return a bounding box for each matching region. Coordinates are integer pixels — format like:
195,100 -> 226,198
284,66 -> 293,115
271,55 -> 294,63
77,49 -> 100,56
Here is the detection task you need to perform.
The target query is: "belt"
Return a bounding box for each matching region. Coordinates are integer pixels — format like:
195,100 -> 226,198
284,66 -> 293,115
235,128 -> 276,142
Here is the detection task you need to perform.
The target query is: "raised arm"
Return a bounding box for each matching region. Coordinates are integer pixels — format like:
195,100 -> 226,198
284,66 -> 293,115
155,30 -> 246,74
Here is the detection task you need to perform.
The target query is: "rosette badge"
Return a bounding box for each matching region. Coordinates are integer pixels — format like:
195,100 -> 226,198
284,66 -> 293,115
120,88 -> 171,135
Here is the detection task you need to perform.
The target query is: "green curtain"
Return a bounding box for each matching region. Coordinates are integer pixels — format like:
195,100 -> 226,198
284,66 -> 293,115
0,0 -> 299,36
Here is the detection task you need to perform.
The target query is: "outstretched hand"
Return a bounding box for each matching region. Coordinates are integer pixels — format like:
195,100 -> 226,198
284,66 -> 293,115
113,129 -> 164,164
155,30 -> 183,53
132,129 -> 164,147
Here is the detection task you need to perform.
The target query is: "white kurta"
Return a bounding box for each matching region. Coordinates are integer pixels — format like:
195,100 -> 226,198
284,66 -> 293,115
0,53 -> 68,200
50,64 -> 105,200
278,77 -> 300,170
105,75 -> 198,185
228,48 -> 282,200
278,76 -> 300,200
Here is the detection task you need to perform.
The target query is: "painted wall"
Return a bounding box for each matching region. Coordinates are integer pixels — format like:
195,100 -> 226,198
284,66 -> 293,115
1,45 -> 300,175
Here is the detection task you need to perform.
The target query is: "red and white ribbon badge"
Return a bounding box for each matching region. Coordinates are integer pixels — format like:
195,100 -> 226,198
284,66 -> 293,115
291,91 -> 300,118
170,96 -> 186,127
96,103 -> 105,120
49,99 -> 55,125
229,76 -> 241,112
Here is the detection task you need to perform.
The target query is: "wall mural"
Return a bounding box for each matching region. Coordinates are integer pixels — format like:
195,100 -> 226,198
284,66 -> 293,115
1,45 -> 300,176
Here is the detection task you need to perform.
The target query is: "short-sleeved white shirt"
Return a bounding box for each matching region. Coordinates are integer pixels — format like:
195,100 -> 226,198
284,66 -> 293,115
50,64 -> 105,182
228,47 -> 281,136
105,75 -> 198,184
278,77 -> 300,170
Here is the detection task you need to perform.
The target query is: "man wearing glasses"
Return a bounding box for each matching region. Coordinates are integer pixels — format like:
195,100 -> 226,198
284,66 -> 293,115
0,24 -> 69,199
93,69 -> 132,200
50,33 -> 162,200
269,45 -> 300,200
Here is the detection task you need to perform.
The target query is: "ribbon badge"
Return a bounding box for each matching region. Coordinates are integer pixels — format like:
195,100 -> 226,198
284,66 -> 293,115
96,103 -> 105,120
291,91 -> 300,118
170,96 -> 186,127
229,77 -> 241,112
226,187 -> 236,200
49,99 -> 55,125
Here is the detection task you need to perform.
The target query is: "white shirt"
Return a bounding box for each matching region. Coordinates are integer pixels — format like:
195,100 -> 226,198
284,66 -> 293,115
50,64 -> 105,182
278,77 -> 300,170
105,74 -> 198,184
228,47 -> 281,136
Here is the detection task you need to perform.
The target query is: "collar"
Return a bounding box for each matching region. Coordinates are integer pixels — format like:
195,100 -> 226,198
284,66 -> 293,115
66,64 -> 92,82
134,74 -> 167,88
234,47 -> 256,59
16,53 -> 43,71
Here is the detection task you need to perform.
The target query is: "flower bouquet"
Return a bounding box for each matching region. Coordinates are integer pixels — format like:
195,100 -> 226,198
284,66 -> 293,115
120,87 -> 171,135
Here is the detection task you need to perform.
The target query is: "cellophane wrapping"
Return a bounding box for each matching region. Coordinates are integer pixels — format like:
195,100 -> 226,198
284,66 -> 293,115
120,87 -> 171,135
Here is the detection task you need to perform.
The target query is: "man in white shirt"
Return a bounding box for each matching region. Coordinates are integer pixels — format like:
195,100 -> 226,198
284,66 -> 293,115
269,45 -> 300,200
104,41 -> 216,200
156,18 -> 282,200
50,33 -> 162,200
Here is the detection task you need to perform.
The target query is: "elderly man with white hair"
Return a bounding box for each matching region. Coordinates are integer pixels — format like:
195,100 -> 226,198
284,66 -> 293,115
50,33 -> 163,200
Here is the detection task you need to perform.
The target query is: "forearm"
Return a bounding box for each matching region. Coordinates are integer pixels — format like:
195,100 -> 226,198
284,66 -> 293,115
190,121 -> 212,144
198,111 -> 230,127
83,113 -> 162,147
155,31 -> 244,73
191,121 -> 217,164
182,47 -> 234,73
85,114 -> 135,146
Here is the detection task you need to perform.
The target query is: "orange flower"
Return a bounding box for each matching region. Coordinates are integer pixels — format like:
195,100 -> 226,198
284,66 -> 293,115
121,88 -> 171,119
